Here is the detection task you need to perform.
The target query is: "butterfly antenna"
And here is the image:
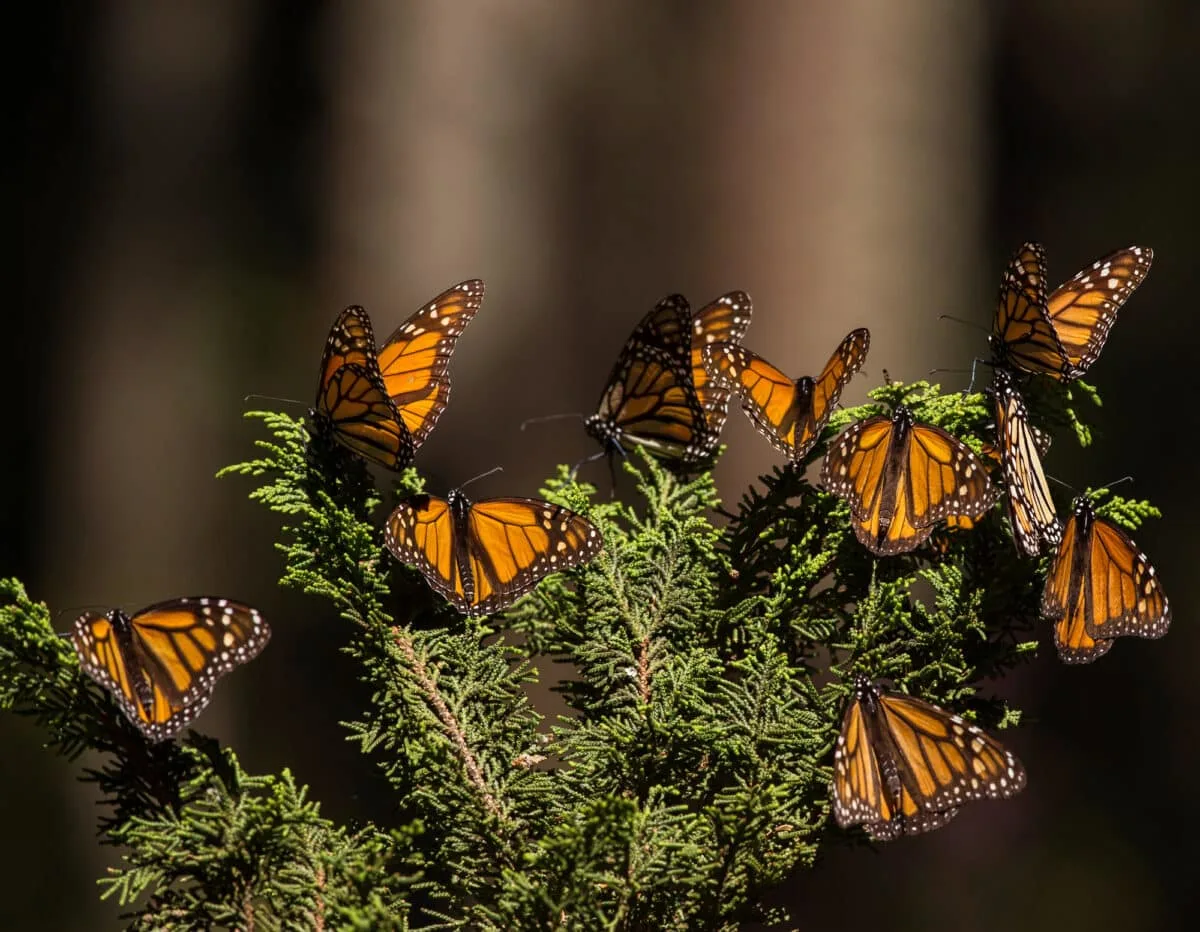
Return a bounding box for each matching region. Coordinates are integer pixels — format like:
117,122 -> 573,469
243,392 -> 305,408
53,604 -> 109,637
520,412 -> 583,431
568,449 -> 607,482
458,465 -> 505,492
938,314 -> 989,333
1095,476 -> 1135,494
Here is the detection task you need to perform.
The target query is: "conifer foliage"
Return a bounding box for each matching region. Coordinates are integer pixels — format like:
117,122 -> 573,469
0,376 -> 1166,928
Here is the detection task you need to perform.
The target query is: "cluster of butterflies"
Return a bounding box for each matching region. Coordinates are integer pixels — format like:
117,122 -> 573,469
71,243 -> 1170,846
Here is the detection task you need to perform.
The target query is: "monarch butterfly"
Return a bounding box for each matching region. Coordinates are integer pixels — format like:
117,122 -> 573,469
832,677 -> 1026,841
991,242 -> 1152,380
1040,495 -> 1170,664
385,490 -> 603,616
821,405 -> 995,555
586,293 -> 750,467
702,328 -> 870,464
71,598 -> 270,741
314,280 -> 484,469
990,369 -> 1061,557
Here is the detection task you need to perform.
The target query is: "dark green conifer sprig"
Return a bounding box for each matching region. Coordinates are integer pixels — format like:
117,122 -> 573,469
0,369 -> 1163,929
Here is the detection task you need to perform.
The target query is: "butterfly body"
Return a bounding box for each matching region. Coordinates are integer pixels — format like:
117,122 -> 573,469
313,281 -> 483,469
386,490 -> 602,616
991,242 -> 1152,380
821,404 -> 994,555
72,597 -> 270,741
990,368 -> 1061,556
833,677 -> 1026,841
1041,495 -> 1169,664
703,328 -> 870,464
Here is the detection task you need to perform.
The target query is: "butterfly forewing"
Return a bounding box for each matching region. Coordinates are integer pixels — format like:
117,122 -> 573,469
1045,246 -> 1152,374
72,598 -> 269,741
317,305 -> 379,392
689,291 -> 752,432
377,279 -> 484,446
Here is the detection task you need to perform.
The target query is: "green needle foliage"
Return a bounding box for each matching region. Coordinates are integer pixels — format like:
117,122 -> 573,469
0,378 -> 1165,930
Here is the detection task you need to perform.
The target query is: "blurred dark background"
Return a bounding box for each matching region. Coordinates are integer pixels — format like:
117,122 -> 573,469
4,2 -> 1196,929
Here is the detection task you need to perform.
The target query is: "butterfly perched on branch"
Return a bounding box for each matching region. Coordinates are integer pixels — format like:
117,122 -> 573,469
72,597 -> 270,741
313,280 -> 484,469
386,490 -> 602,616
1041,495 -> 1170,664
832,677 -> 1026,841
821,404 -> 995,555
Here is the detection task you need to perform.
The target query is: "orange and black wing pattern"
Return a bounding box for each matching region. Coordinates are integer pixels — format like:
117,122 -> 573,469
703,328 -> 869,463
991,369 -> 1061,556
1040,496 -> 1169,664
586,295 -> 713,465
689,291 -> 752,437
832,678 -> 1026,841
821,405 -> 994,555
377,279 -> 484,448
386,491 -> 602,616
314,306 -> 414,469
72,598 -> 270,741
991,242 -> 1152,380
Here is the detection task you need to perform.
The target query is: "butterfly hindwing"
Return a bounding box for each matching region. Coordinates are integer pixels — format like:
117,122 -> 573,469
689,291 -> 753,435
376,279 -> 484,446
833,678 -> 1026,841
386,490 -> 603,616
72,598 -> 270,741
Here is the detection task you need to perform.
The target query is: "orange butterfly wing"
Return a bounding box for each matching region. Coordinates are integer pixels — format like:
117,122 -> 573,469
1044,246 -> 1152,375
991,369 -> 1060,556
376,280 -> 484,447
384,494 -> 466,611
689,292 -> 752,435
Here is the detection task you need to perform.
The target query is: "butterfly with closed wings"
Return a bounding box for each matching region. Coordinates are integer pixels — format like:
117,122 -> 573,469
72,597 -> 270,741
585,292 -> 751,468
385,490 -> 603,616
1040,494 -> 1170,664
991,242 -> 1152,381
989,368 -> 1061,557
313,280 -> 484,469
703,328 -> 870,465
821,404 -> 995,555
833,677 -> 1027,841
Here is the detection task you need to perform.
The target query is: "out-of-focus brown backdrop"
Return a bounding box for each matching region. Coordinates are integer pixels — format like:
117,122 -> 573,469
5,2 -> 1196,929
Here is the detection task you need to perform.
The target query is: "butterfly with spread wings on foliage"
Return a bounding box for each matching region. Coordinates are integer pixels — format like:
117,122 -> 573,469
1040,495 -> 1170,664
313,280 -> 484,469
71,597 -> 270,741
385,490 -> 603,616
585,292 -> 751,468
832,677 -> 1026,841
989,368 -> 1061,557
820,404 -> 995,555
703,328 -> 870,465
990,242 -> 1152,381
